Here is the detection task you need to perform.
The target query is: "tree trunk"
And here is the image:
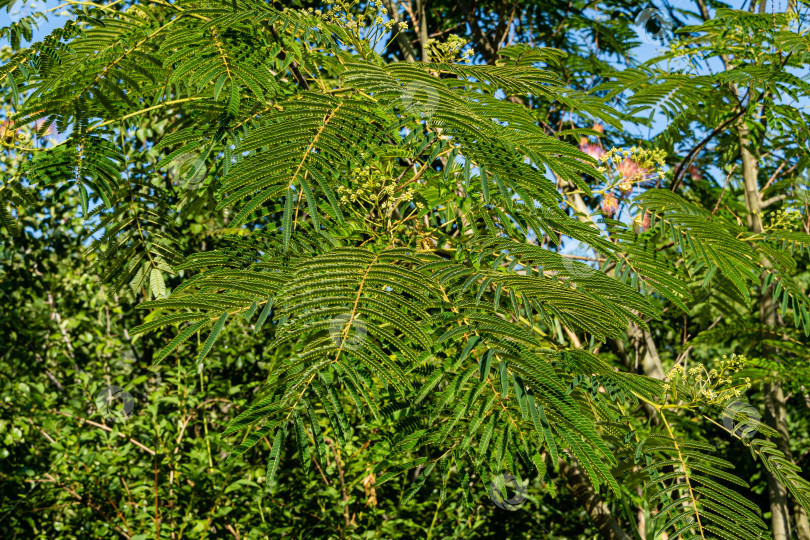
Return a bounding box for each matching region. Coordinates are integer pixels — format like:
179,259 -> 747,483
763,380 -> 793,540
737,97 -> 793,540
416,0 -> 429,62
457,0 -> 499,64
560,459 -> 632,540
381,0 -> 416,62
795,503 -> 810,540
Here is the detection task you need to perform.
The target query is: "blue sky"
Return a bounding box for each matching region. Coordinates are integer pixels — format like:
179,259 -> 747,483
2,0 -> 66,44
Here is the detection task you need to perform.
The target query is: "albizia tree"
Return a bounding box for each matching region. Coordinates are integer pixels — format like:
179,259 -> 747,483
2,0 -> 810,538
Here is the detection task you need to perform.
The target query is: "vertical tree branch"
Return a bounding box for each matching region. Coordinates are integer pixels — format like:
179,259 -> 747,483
416,0 -> 429,61
688,7 -> 800,534
736,60 -> 794,540
382,0 -> 416,61
457,0 -> 499,64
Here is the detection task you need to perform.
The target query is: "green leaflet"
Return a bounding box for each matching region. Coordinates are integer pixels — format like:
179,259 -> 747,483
499,360 -> 510,398
374,456 -> 430,486
7,73 -> 19,108
536,404 -> 558,470
293,413 -> 311,474
478,162 -> 490,204
197,311 -> 228,365
457,335 -> 481,366
476,413 -> 497,466
479,348 -> 494,381
282,186 -> 294,253
265,427 -> 287,488
224,419 -> 284,467
401,462 -> 435,504
149,268 -> 166,299
415,368 -> 444,404
130,313 -> 208,335
153,320 -> 208,365
213,73 -> 228,101
254,296 -> 275,333
243,300 -> 259,321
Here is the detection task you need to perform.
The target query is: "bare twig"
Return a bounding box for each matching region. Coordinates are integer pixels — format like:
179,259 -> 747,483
225,523 -> 241,539
52,410 -> 156,455
713,164 -> 736,214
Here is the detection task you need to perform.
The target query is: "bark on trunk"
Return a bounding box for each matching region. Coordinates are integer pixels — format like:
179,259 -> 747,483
560,459 -> 632,540
416,0 -> 429,62
795,503 -> 810,540
381,0 -> 416,62
737,93 -> 793,540
635,323 -> 666,381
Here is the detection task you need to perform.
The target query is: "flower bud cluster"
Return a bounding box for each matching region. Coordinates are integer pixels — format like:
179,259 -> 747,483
313,1 -> 407,33
662,354 -> 752,404
1,121 -> 17,144
427,34 -> 473,63
381,186 -> 420,213
337,166 -> 386,204
336,166 -> 425,217
765,207 -> 803,232
667,36 -> 708,70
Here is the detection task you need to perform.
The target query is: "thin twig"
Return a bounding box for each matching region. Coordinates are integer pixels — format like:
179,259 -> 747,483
52,410 -> 156,455
713,164 -> 736,214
